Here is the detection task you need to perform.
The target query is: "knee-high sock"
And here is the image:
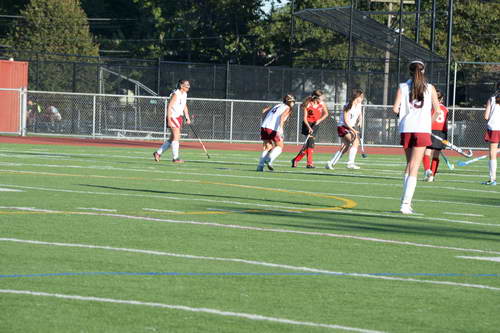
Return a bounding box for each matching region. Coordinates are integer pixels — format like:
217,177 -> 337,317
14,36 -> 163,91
258,150 -> 271,166
401,176 -> 417,206
431,158 -> 440,175
268,146 -> 282,165
306,148 -> 314,165
294,150 -> 306,163
171,141 -> 179,159
329,150 -> 342,166
400,173 -> 409,201
348,146 -> 358,164
489,159 -> 497,181
157,140 -> 171,155
422,155 -> 431,171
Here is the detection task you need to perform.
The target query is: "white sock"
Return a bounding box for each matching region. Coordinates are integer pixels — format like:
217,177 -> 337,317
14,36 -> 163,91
489,159 -> 497,181
258,150 -> 271,166
400,173 -> 409,201
348,146 -> 358,164
329,151 -> 342,166
268,146 -> 282,165
401,176 -> 417,206
171,141 -> 179,159
157,140 -> 171,155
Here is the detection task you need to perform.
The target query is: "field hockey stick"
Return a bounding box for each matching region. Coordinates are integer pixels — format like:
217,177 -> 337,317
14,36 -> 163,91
430,133 -> 473,158
440,151 -> 454,170
456,154 -> 493,167
359,129 -> 367,158
188,123 -> 210,159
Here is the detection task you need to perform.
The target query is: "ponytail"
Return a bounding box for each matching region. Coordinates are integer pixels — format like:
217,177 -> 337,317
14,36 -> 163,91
409,61 -> 427,102
344,88 -> 364,113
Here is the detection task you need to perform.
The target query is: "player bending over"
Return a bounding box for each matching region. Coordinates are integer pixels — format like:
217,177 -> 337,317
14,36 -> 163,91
326,89 -> 364,170
257,94 -> 296,172
153,80 -> 192,163
291,90 -> 329,168
422,89 -> 449,182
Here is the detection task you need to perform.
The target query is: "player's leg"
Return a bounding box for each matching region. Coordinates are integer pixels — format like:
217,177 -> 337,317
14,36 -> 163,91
327,134 -> 351,169
266,139 -> 284,171
154,131 -> 174,162
400,145 -> 426,214
257,140 -> 272,171
170,126 -> 183,162
347,135 -> 360,169
430,149 -> 441,179
483,142 -> 498,185
422,148 -> 432,180
306,135 -> 316,168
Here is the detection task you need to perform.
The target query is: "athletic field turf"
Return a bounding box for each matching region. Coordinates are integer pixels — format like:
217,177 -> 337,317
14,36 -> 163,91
1,142 -> 499,332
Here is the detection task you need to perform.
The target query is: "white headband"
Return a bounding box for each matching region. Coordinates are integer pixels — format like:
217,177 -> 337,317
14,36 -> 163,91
410,60 -> 425,68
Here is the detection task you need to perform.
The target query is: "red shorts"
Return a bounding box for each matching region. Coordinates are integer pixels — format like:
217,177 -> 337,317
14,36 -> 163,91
260,128 -> 282,142
484,130 -> 500,143
169,116 -> 183,129
400,133 -> 432,149
337,126 -> 352,138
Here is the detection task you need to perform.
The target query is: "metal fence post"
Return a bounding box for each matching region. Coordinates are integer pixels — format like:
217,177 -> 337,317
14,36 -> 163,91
20,88 -> 27,136
92,95 -> 96,138
163,98 -> 167,141
296,102 -> 301,144
230,101 -> 234,143
451,61 -> 458,145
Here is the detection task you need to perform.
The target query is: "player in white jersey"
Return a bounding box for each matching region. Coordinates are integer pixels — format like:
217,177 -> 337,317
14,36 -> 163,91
326,89 -> 364,170
482,82 -> 500,185
153,80 -> 192,163
257,94 -> 296,171
392,61 -> 441,214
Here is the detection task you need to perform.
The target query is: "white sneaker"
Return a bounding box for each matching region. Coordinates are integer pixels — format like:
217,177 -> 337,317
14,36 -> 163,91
424,169 -> 433,181
326,161 -> 334,170
427,175 -> 434,182
346,163 -> 360,170
400,204 -> 414,215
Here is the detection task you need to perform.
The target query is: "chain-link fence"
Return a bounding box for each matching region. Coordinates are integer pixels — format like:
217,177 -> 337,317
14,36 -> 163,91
19,90 -> 489,150
452,62 -> 500,108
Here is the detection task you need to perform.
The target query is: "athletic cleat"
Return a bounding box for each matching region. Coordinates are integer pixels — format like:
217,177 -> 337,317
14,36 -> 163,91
481,180 -> 497,186
265,161 -> 274,171
172,158 -> 184,163
400,204 -> 414,215
291,158 -> 297,168
325,162 -> 334,170
427,175 -> 434,182
346,163 -> 360,170
424,169 -> 433,181
256,165 -> 264,172
153,152 -> 161,162
306,165 -> 315,169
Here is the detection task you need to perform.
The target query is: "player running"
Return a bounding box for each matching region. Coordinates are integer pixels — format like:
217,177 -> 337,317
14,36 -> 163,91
326,89 -> 364,170
422,89 -> 448,182
482,82 -> 500,185
153,80 -> 192,163
392,61 -> 441,214
291,90 -> 329,168
257,94 -> 296,172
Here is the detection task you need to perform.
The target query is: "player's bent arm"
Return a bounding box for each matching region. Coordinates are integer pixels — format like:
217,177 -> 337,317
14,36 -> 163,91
317,102 -> 329,124
392,88 -> 402,115
430,85 -> 441,115
184,105 -> 191,124
262,106 -> 271,114
484,99 -> 492,121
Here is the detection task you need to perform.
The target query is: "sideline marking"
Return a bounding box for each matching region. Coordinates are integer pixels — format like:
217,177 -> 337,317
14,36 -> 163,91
143,208 -> 184,213
2,238 -> 500,291
444,212 -> 484,217
1,209 -> 500,256
77,207 -> 117,212
0,289 -> 384,332
457,256 -> 500,263
0,187 -> 22,192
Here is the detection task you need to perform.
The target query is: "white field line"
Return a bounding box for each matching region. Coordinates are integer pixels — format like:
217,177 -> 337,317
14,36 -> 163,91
0,187 -> 22,192
2,208 -> 500,256
1,183 -> 499,228
456,256 -> 500,263
143,208 -> 184,213
0,289 -> 384,332
77,207 -> 118,212
2,238 -> 500,292
444,212 -> 484,217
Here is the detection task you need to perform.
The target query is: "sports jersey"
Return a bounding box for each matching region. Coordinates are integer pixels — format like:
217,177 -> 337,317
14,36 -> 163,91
169,89 -> 187,118
432,104 -> 449,131
261,103 -> 289,132
398,80 -> 433,133
337,103 -> 362,127
305,102 -> 323,123
487,96 -> 500,131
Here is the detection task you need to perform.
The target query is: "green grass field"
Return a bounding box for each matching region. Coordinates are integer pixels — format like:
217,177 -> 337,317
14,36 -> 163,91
1,142 -> 499,332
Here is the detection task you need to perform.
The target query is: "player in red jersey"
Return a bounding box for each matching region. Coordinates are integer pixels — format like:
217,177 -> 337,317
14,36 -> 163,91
291,90 -> 329,168
422,89 -> 448,182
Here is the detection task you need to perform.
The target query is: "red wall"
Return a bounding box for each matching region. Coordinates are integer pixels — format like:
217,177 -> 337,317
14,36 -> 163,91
0,60 -> 28,133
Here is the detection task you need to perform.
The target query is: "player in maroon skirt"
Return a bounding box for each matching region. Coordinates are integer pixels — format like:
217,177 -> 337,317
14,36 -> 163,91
482,82 -> 500,185
422,89 -> 448,182
291,90 -> 329,168
392,61 -> 441,214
